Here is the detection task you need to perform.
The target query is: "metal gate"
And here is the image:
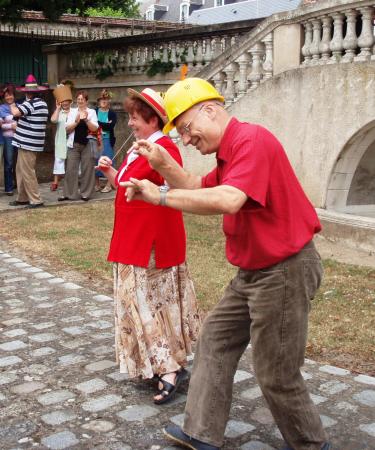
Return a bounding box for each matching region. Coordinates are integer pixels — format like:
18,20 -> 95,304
0,35 -> 47,85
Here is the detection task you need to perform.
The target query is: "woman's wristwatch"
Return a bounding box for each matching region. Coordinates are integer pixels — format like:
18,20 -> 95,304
159,185 -> 170,206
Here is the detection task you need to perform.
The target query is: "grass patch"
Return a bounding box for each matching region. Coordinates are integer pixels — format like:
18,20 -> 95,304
0,203 -> 374,375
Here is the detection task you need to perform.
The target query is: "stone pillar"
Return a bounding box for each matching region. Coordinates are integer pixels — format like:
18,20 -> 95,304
273,24 -> 303,76
43,44 -> 68,86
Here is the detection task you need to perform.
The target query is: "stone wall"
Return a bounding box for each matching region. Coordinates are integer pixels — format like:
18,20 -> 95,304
230,61 -> 375,211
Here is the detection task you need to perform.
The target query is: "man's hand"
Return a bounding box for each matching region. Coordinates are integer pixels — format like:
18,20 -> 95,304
133,140 -> 168,171
96,156 -> 112,171
120,178 -> 160,205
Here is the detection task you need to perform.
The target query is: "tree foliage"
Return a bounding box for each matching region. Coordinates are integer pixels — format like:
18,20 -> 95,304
0,0 -> 140,23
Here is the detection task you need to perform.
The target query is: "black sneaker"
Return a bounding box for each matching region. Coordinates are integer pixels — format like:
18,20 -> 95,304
9,200 -> 29,206
25,203 -> 44,209
282,443 -> 331,450
163,425 -> 220,450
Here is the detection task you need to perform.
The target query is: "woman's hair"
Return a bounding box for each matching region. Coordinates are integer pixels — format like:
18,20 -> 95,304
76,90 -> 89,101
124,96 -> 164,130
1,84 -> 15,98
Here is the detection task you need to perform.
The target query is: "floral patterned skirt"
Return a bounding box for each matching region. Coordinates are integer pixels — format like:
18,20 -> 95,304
113,253 -> 202,379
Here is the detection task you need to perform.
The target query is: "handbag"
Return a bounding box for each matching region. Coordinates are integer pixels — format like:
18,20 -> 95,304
87,126 -> 103,159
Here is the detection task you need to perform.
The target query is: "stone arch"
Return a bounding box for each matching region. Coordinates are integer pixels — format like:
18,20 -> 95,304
326,120 -> 375,215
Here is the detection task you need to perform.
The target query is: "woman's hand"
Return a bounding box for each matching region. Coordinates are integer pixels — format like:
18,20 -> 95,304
120,178 -> 160,205
133,140 -> 168,171
56,100 -> 61,109
80,110 -> 88,121
96,156 -> 112,172
75,112 -> 81,124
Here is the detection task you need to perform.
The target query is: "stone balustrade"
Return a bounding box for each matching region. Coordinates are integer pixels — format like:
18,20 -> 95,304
301,4 -> 375,65
63,25 -> 257,82
196,0 -> 375,105
46,0 -> 375,101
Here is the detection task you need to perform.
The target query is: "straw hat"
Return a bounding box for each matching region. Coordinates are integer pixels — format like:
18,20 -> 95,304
17,74 -> 48,92
127,87 -> 167,124
97,88 -> 113,102
53,84 -> 73,103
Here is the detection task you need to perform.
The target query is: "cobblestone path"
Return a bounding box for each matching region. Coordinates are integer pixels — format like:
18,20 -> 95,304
0,249 -> 374,449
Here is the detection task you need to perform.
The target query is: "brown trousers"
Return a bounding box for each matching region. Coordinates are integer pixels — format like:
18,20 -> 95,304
16,148 -> 42,205
63,142 -> 95,199
183,241 -> 327,449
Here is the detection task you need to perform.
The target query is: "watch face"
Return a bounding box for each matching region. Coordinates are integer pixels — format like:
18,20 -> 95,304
160,185 -> 170,193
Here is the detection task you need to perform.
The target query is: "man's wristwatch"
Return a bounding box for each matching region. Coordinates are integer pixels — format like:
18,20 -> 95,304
159,184 -> 170,206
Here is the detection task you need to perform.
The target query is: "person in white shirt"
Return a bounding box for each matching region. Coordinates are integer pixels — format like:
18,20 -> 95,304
59,90 -> 98,201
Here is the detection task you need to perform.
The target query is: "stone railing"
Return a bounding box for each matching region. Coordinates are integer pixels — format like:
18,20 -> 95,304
301,4 -> 374,64
44,19 -> 261,84
0,10 -> 187,42
196,0 -> 375,104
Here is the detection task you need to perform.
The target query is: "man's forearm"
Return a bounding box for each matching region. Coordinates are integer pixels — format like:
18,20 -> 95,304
163,185 -> 247,215
159,154 -> 201,190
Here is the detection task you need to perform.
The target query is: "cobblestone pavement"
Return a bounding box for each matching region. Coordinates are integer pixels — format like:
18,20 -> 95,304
0,249 -> 374,450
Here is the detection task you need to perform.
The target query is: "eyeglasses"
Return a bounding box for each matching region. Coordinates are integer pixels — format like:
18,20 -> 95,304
178,104 -> 205,137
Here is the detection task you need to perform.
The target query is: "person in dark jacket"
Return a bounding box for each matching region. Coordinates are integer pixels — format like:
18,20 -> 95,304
95,89 -> 117,192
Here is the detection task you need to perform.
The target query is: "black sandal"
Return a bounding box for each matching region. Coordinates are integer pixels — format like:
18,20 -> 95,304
154,369 -> 186,405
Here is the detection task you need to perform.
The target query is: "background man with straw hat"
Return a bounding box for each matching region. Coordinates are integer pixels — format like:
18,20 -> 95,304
9,74 -> 48,209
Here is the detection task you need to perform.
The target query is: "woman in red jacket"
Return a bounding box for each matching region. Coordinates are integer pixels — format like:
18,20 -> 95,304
98,88 -> 201,404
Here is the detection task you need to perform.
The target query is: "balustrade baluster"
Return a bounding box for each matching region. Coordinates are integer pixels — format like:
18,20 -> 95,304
342,9 -> 358,63
162,43 -> 169,63
356,6 -> 374,61
248,42 -> 264,91
236,53 -> 251,97
118,51 -> 126,72
126,47 -> 133,72
204,38 -> 213,65
195,39 -> 204,68
329,12 -> 345,63
186,41 -> 195,68
319,16 -> 332,63
212,37 -> 223,59
170,42 -> 177,66
138,47 -> 147,72
224,63 -> 237,104
212,72 -> 225,96
262,33 -> 273,79
302,21 -> 313,65
310,19 -> 322,64
154,45 -> 161,61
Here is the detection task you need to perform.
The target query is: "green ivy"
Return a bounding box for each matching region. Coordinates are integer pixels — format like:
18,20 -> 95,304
95,66 -> 114,81
94,52 -> 106,66
145,59 -> 174,77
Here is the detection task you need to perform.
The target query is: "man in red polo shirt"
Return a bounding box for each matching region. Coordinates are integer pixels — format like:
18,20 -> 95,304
122,78 -> 330,450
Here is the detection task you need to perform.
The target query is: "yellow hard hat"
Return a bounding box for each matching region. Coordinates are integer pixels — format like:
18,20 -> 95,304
163,77 -> 224,134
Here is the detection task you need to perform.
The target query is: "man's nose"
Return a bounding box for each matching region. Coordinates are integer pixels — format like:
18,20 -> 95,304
182,133 -> 191,146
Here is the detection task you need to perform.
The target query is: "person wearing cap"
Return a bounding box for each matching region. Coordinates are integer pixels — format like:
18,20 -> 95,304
97,87 -> 201,405
9,74 -> 48,209
95,89 -> 117,193
122,78 -> 330,450
50,82 -> 73,191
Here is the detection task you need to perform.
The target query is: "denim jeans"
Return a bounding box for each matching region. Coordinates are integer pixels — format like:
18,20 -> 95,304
183,241 -> 327,450
3,137 -> 17,193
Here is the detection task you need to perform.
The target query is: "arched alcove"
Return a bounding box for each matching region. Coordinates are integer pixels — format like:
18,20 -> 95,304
326,121 -> 375,217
